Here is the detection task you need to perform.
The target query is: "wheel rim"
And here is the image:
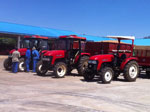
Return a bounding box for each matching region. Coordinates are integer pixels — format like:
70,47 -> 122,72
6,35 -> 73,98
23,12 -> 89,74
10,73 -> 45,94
129,65 -> 137,78
19,62 -> 24,71
39,64 -> 47,73
104,71 -> 112,82
57,65 -> 66,77
83,61 -> 88,70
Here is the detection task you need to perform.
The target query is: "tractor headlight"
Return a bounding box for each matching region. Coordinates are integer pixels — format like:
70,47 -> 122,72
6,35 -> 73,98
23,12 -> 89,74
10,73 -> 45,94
88,60 -> 98,64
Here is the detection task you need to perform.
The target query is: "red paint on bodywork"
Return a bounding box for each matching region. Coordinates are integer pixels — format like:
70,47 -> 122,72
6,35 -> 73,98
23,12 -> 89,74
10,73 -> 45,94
89,54 -> 114,70
43,50 -> 66,65
10,48 -> 27,56
24,35 -> 48,39
120,57 -> 138,70
59,35 -> 86,40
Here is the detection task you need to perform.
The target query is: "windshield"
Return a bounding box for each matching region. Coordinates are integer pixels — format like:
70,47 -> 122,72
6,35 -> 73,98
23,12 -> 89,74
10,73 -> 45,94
21,39 -> 31,48
21,38 -> 49,50
41,40 -> 49,50
55,39 -> 66,50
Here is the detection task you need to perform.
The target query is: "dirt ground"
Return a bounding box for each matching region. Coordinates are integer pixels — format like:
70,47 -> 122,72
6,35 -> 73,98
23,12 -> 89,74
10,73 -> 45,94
0,58 -> 150,112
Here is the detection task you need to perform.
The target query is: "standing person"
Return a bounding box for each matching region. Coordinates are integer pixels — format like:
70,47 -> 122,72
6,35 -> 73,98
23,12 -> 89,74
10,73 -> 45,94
12,48 -> 20,73
32,46 -> 39,72
25,48 -> 31,72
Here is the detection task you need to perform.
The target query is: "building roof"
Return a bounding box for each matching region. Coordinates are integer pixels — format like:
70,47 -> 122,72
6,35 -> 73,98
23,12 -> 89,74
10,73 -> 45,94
0,22 -> 79,38
107,36 -> 135,40
0,21 -> 112,42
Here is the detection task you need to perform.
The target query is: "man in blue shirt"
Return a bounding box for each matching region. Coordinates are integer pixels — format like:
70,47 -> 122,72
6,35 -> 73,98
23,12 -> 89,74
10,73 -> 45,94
25,48 -> 31,72
32,46 -> 40,72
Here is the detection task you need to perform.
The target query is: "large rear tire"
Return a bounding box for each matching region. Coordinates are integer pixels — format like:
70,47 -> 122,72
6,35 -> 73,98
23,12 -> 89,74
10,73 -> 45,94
18,58 -> 25,72
101,67 -> 114,84
54,62 -> 67,78
3,58 -> 12,70
36,60 -> 48,76
77,56 -> 89,76
83,69 -> 95,81
124,61 -> 139,82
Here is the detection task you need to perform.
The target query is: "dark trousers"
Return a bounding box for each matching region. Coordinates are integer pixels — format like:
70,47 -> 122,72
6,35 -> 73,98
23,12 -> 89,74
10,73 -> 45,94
26,58 -> 30,72
33,59 -> 37,72
12,62 -> 19,73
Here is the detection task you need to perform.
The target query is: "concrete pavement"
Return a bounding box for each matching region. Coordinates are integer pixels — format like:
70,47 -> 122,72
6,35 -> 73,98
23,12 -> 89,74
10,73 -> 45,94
0,58 -> 150,112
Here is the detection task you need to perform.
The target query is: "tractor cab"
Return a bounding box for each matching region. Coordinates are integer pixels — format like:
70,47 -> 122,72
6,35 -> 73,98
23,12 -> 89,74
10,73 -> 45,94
58,35 -> 86,64
20,35 -> 51,51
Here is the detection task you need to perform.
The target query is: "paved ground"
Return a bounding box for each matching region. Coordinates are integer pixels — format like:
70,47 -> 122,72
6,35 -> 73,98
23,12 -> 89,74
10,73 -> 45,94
0,58 -> 150,112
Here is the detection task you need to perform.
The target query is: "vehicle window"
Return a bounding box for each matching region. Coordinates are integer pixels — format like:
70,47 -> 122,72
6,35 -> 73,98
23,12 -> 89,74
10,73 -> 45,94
81,41 -> 86,51
33,40 -> 39,48
73,41 -> 79,49
55,40 -> 66,50
41,40 -> 48,50
22,39 -> 30,48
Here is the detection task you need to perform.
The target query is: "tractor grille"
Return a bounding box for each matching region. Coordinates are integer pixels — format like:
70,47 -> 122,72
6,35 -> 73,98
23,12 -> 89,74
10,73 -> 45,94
88,64 -> 97,71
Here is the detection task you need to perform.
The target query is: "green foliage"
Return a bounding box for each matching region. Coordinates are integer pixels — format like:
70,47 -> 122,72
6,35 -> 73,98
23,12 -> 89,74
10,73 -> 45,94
0,37 -> 16,45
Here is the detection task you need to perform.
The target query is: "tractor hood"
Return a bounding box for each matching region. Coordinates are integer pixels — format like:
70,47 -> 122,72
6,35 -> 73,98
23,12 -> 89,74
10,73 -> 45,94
89,54 -> 114,61
10,48 -> 27,56
43,50 -> 66,57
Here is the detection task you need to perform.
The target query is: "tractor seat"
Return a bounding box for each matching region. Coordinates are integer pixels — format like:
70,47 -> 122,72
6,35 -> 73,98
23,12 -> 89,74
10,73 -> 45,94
120,54 -> 127,61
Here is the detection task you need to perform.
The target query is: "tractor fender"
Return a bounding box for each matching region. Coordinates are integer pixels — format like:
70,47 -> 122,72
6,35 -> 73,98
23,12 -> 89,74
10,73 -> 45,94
120,57 -> 138,70
74,53 -> 90,64
10,48 -> 27,56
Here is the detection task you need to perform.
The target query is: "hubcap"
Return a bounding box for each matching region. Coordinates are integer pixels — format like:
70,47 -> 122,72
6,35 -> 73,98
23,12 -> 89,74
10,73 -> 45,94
129,65 -> 137,78
57,65 -> 66,77
39,64 -> 47,73
19,62 -> 24,71
83,61 -> 88,70
104,71 -> 112,81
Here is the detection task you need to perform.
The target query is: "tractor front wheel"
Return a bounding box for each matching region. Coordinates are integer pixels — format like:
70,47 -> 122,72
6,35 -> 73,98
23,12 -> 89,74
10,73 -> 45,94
83,69 -> 95,81
124,61 -> 139,82
100,67 -> 114,84
54,62 -> 67,78
36,61 -> 48,76
18,58 -> 25,72
3,58 -> 12,70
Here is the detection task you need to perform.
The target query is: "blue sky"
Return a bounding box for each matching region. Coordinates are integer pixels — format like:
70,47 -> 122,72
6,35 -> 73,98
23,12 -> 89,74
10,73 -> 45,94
0,0 -> 150,38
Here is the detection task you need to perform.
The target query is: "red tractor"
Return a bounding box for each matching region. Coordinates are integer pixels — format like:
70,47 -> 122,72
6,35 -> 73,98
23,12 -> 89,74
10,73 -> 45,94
83,36 -> 139,84
3,35 -> 54,72
36,35 -> 91,78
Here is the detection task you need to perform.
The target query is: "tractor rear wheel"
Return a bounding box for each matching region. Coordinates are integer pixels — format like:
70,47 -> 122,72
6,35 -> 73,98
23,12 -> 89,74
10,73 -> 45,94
101,67 -> 114,84
3,58 -> 12,70
124,61 -> 139,82
83,69 -> 95,81
18,58 -> 25,72
77,56 -> 89,76
36,60 -> 48,76
54,62 -> 67,78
